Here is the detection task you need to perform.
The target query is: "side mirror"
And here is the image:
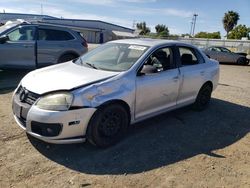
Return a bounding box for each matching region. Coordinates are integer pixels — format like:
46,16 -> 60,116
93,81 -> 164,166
0,35 -> 9,44
137,65 -> 157,76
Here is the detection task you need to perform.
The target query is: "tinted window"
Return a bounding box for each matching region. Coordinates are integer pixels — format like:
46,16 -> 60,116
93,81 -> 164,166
7,26 -> 35,41
38,29 -> 74,41
179,47 -> 204,66
220,47 -> 231,53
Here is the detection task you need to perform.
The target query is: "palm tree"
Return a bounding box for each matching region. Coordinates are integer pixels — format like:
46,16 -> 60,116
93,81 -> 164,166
136,22 -> 150,35
222,11 -> 240,38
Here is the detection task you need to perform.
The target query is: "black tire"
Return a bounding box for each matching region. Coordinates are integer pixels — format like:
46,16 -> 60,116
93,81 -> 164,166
244,60 -> 249,66
193,84 -> 212,111
87,104 -> 129,147
58,54 -> 78,63
237,57 -> 246,65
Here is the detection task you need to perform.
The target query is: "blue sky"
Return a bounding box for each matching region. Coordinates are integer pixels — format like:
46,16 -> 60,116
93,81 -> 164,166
0,0 -> 249,36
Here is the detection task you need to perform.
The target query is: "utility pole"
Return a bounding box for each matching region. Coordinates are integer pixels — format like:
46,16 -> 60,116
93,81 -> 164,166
41,4 -> 43,16
192,13 -> 198,37
190,21 -> 193,36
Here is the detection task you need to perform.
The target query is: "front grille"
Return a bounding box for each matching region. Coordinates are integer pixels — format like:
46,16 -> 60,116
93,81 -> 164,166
16,86 -> 40,105
13,86 -> 40,124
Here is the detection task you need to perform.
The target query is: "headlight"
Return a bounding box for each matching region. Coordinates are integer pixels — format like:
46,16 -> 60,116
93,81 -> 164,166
36,92 -> 73,111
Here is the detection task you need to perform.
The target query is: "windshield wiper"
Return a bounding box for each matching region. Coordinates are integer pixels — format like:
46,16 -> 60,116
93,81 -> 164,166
85,62 -> 98,69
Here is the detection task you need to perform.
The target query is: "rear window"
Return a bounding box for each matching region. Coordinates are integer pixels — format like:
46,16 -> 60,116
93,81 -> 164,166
77,32 -> 85,39
38,28 -> 74,41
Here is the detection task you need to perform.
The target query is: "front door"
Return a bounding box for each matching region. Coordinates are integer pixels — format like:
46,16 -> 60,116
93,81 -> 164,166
135,46 -> 180,120
0,25 -> 36,69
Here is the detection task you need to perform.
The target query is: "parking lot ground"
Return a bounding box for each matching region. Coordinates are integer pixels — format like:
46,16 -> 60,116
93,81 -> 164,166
0,64 -> 250,188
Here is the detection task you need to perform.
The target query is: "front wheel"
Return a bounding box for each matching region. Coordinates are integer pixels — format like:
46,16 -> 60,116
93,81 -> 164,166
237,57 -> 246,65
193,84 -> 212,111
87,104 -> 129,147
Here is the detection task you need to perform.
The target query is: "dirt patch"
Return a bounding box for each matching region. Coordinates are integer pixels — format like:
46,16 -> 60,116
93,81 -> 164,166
0,64 -> 249,187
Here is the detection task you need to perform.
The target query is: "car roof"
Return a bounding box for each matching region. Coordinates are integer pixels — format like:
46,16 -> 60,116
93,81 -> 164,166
109,38 -> 193,47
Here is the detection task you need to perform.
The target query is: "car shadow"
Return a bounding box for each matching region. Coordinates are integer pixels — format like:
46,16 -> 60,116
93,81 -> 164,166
0,70 -> 29,92
29,98 -> 250,175
220,62 -> 249,66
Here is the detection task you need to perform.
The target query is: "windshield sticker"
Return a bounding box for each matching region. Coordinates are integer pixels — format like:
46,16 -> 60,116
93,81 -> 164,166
128,45 -> 147,51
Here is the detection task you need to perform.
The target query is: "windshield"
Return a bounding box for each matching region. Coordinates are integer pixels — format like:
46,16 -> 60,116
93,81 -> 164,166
0,23 -> 16,35
220,47 -> 231,53
75,43 -> 148,72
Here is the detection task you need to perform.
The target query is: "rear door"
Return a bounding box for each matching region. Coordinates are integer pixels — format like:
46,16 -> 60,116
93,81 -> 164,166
36,27 -> 76,67
176,46 -> 206,105
0,25 -> 36,69
219,48 -> 237,63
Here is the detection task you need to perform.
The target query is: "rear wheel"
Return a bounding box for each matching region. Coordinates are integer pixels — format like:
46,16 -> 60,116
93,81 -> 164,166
87,104 -> 129,147
58,54 -> 78,63
193,84 -> 212,111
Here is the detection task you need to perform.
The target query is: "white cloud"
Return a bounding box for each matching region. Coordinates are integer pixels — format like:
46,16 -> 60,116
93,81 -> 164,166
118,0 -> 157,2
67,0 -> 116,6
69,0 -> 157,6
0,5 -> 133,28
126,7 -> 193,18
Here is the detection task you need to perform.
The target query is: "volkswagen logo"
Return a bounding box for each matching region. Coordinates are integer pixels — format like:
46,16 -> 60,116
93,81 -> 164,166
19,89 -> 28,102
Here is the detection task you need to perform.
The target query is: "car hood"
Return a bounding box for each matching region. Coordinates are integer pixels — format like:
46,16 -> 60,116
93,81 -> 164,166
21,62 -> 119,94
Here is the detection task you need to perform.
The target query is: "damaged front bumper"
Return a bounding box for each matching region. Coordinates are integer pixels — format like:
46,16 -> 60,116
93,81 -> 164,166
13,95 -> 96,144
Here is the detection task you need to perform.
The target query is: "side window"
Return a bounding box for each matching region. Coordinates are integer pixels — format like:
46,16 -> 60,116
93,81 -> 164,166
38,29 -> 74,41
7,26 -> 35,41
179,47 -> 200,66
139,47 -> 174,75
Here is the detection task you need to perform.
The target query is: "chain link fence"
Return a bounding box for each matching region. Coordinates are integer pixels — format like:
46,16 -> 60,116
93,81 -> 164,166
140,35 -> 250,54
179,38 -> 250,54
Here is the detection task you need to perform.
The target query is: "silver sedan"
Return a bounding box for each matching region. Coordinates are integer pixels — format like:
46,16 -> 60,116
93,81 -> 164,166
203,46 -> 249,65
12,39 -> 219,147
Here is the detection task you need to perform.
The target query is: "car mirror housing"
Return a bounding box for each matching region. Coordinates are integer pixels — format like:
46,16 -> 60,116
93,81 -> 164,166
138,65 -> 158,76
0,35 -> 9,44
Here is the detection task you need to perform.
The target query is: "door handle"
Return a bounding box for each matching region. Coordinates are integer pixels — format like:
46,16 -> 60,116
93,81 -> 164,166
23,44 -> 33,48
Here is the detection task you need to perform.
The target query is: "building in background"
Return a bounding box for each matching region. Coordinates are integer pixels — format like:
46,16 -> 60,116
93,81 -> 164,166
0,13 -> 136,43
0,12 -> 55,23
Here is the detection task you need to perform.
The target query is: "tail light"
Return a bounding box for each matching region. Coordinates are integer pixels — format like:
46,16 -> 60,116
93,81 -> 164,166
82,39 -> 88,48
82,41 -> 88,48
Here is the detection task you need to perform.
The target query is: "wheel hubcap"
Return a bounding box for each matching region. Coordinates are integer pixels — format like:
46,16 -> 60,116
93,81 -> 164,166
99,111 -> 121,137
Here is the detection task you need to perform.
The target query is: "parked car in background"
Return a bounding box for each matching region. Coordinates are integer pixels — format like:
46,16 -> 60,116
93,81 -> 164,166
0,21 -> 88,69
203,46 -> 249,65
12,39 -> 219,147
